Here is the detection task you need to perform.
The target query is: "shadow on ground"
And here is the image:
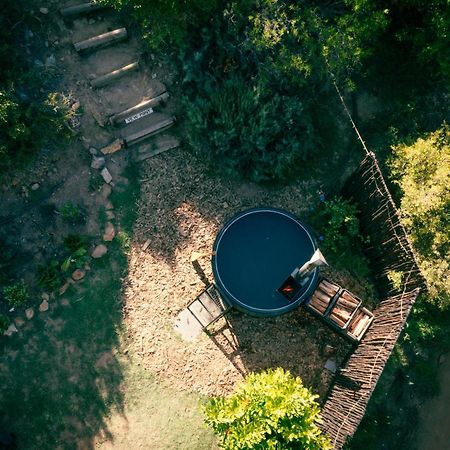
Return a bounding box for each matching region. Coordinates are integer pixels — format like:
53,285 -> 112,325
0,242 -> 127,450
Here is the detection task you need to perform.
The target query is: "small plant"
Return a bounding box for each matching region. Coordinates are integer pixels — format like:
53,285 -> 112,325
58,202 -> 82,222
61,235 -> 88,272
3,281 -> 29,307
0,313 -> 9,333
37,260 -> 62,291
204,368 -> 332,450
116,231 -> 132,252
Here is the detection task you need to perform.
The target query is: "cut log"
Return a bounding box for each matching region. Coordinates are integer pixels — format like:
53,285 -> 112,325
91,62 -> 139,88
313,290 -> 332,303
135,139 -> 180,161
124,117 -> 174,146
318,283 -> 338,298
320,279 -> 340,292
61,2 -> 105,17
110,92 -> 169,124
74,28 -> 127,53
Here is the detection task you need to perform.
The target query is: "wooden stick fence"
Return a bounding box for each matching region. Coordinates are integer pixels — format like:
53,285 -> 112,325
318,153 -> 427,448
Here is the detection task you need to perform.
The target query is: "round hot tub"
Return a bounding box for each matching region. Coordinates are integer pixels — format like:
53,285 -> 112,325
212,208 -> 319,317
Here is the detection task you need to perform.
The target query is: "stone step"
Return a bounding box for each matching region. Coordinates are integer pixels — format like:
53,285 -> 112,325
124,116 -> 175,147
110,92 -> 169,125
61,2 -> 106,17
74,28 -> 127,53
90,61 -> 139,88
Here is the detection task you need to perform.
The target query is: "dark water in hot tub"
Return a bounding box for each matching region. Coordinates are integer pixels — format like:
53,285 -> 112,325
213,209 -> 316,313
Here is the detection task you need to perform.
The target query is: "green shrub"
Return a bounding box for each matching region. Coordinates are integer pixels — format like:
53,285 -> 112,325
309,196 -> 370,278
203,368 -> 332,450
61,235 -> 88,272
58,202 -> 82,222
0,313 -> 9,333
186,76 -> 316,182
37,260 -> 62,291
388,124 -> 450,308
3,281 -> 29,307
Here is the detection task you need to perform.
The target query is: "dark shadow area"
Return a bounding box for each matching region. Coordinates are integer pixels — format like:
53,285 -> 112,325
206,306 -> 352,401
0,241 -> 127,450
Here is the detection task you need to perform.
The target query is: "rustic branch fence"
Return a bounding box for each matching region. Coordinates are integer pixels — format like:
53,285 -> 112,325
318,151 -> 427,449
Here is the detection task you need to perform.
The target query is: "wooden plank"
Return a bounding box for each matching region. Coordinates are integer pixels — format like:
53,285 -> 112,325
91,61 -> 139,88
74,28 -> 127,53
124,117 -> 174,146
61,2 -> 105,17
110,92 -> 169,124
135,139 -> 179,161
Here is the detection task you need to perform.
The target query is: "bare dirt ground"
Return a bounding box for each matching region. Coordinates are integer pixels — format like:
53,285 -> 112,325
123,148 -> 357,399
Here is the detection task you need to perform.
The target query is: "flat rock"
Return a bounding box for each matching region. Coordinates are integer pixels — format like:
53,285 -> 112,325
91,156 -> 105,170
14,317 -> 25,327
324,358 -> 337,373
39,300 -> 49,312
25,308 -> 34,320
60,298 -> 70,307
100,139 -> 123,155
89,147 -> 98,155
3,324 -> 18,337
101,167 -> 112,184
106,210 -> 115,219
59,282 -> 70,295
41,292 -> 50,302
103,222 -> 116,241
72,269 -> 86,281
100,183 -> 112,199
91,244 -> 108,258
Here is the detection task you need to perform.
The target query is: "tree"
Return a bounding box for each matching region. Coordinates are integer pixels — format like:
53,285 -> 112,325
388,124 -> 450,308
203,368 -> 332,450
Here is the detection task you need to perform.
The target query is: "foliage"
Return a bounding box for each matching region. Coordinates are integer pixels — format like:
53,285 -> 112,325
0,313 -> 9,333
3,281 -> 29,308
203,368 -> 332,450
388,124 -> 450,308
0,0 -> 74,177
309,196 -> 370,278
116,231 -> 132,253
186,76 -> 316,182
37,261 -> 62,292
100,0 -> 219,49
61,235 -> 88,272
58,202 -> 82,222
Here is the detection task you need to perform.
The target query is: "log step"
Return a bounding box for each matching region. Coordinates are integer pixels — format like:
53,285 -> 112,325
61,2 -> 106,17
91,61 -> 139,88
74,28 -> 127,53
110,92 -> 169,124
135,139 -> 180,161
124,117 -> 175,146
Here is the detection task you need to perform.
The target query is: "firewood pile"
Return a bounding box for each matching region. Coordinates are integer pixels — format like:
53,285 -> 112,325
308,279 -> 340,314
328,290 -> 361,329
305,278 -> 374,343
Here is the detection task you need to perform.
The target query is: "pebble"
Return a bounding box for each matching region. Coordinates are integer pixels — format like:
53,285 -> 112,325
39,300 -> 49,312
25,308 -> 34,320
60,298 -> 70,307
91,244 -> 108,258
100,183 -> 112,199
42,292 -> 50,301
89,147 -> 98,156
103,222 -> 116,242
106,210 -> 115,220
72,269 -> 86,281
46,55 -> 56,67
14,317 -> 25,327
59,282 -> 70,295
31,183 -> 40,191
39,7 -> 49,14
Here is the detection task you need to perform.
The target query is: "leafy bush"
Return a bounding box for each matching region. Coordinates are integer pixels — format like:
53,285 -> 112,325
61,235 -> 88,272
186,76 -> 316,182
309,196 -> 370,278
203,368 -> 332,450
0,313 -> 9,333
58,202 -> 82,222
37,261 -> 62,291
3,281 -> 29,307
388,124 -> 450,308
